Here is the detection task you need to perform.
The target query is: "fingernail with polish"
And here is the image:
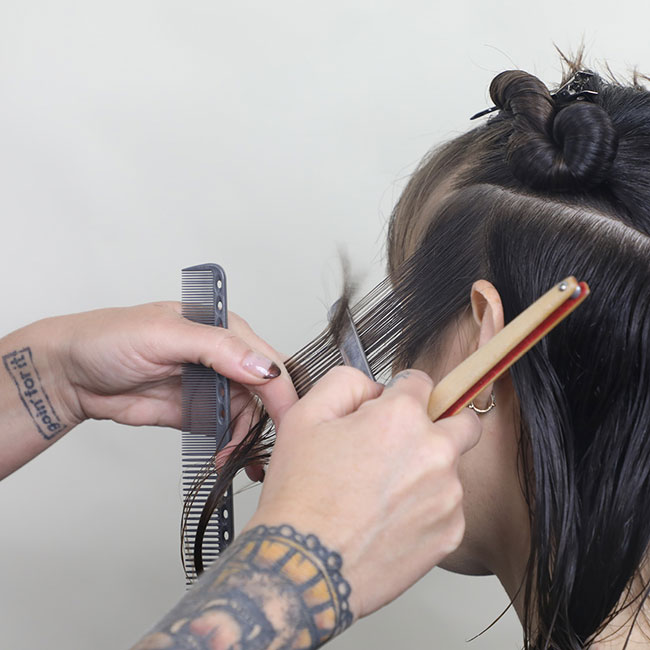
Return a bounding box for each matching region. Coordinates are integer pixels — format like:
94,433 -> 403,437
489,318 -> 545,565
243,352 -> 281,379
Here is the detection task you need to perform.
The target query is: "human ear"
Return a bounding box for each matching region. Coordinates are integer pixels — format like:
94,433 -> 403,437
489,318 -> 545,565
470,280 -> 504,348
469,280 -> 505,408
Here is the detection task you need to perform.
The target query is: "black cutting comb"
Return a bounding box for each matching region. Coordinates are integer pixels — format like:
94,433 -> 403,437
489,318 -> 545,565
181,263 -> 234,585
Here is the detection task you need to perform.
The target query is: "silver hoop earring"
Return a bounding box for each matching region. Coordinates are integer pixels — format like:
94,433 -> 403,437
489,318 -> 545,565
468,391 -> 496,414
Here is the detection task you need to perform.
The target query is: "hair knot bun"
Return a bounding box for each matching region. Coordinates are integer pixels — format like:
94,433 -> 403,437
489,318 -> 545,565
489,70 -> 619,191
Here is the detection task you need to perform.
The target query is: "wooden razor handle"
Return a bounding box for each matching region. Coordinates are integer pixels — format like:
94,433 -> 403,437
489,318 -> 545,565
427,276 -> 590,422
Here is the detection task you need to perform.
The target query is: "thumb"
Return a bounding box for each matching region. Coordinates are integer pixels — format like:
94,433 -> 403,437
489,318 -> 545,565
168,317 -> 283,385
292,366 -> 383,425
434,408 -> 482,456
151,308 -> 297,426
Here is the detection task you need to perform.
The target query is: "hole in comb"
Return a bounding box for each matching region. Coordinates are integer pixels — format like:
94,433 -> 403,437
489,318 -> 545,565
217,300 -> 223,311
217,279 -> 223,289
218,383 -> 225,399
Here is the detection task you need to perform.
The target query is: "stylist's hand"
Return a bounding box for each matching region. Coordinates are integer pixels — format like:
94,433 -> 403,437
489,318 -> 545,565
52,302 -> 297,434
1,302 -> 295,480
244,366 -> 482,620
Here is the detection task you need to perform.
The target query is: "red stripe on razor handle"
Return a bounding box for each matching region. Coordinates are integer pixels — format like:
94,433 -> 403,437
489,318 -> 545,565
427,278 -> 590,422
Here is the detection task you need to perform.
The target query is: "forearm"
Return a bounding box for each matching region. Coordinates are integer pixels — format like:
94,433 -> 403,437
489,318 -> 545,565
0,317 -> 79,478
132,523 -> 353,650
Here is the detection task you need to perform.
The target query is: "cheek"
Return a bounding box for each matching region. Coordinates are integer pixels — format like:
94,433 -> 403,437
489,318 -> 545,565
410,314 -> 477,386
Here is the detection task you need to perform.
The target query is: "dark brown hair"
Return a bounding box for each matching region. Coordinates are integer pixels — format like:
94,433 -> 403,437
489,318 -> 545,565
386,57 -> 650,648
194,55 -> 650,648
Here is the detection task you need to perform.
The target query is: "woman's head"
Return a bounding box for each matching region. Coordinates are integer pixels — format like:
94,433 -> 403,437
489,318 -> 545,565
387,61 -> 650,647
197,55 -> 650,648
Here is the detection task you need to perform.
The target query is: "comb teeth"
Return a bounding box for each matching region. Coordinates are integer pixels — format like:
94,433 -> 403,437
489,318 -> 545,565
182,266 -> 226,326
181,264 -> 234,586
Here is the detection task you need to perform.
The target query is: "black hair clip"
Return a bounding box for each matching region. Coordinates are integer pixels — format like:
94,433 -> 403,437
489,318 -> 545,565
469,105 -> 500,121
469,70 -> 599,121
551,70 -> 598,105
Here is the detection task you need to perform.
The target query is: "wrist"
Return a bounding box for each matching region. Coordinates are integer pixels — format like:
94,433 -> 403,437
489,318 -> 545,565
243,510 -> 360,624
246,496 -> 398,621
7,316 -> 85,430
238,524 -> 354,639
0,317 -> 82,477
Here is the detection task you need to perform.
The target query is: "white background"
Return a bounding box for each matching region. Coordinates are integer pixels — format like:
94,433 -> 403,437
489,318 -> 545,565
0,2 -> 647,648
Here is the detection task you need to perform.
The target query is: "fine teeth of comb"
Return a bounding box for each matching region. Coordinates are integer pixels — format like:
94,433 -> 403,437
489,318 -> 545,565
181,264 -> 234,586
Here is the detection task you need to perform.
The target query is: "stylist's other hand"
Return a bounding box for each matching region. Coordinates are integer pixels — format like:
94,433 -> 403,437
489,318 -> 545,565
244,367 -> 482,620
51,302 -> 297,435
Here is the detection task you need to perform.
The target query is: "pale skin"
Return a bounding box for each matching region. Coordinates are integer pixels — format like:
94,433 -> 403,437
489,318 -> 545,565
388,173 -> 650,645
0,300 -> 482,649
434,280 -> 650,648
0,302 -> 297,480
5,289 -> 643,647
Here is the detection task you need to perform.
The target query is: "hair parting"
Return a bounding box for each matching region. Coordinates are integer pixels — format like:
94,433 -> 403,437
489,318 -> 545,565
185,54 -> 650,649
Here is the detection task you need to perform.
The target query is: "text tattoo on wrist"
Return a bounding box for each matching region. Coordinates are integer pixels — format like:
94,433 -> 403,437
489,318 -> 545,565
2,348 -> 67,440
133,525 -> 353,650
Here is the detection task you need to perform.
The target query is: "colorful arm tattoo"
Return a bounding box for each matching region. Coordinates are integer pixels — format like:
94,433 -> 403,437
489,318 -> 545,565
132,525 -> 353,650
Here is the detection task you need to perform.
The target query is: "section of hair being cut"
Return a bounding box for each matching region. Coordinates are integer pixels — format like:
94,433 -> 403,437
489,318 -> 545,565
185,51 -> 650,649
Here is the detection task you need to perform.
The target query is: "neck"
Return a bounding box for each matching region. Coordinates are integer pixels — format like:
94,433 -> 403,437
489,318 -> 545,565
491,524 -> 650,648
482,395 -> 650,647
588,573 -> 650,648
489,524 -> 529,624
